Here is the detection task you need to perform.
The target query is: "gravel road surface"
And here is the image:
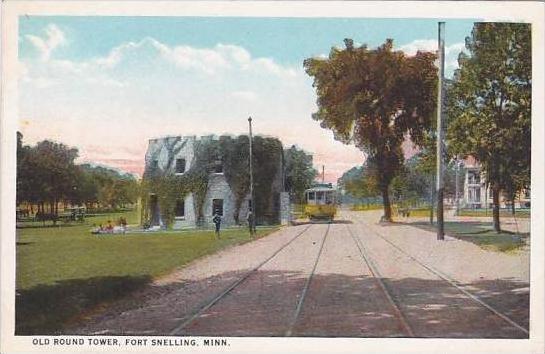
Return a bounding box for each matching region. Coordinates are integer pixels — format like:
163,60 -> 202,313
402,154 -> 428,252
72,210 -> 529,338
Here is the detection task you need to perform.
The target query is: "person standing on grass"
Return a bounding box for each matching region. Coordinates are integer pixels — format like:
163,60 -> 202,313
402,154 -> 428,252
212,212 -> 222,239
247,210 -> 256,237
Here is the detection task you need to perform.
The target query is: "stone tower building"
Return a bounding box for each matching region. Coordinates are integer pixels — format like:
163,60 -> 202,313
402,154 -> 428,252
144,135 -> 288,229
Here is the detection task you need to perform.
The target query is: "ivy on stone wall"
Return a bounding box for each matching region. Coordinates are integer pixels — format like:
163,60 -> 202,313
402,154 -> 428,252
251,136 -> 283,224
220,135 -> 250,224
141,135 -> 283,228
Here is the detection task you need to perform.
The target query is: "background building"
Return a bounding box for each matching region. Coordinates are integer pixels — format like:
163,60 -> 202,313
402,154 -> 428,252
143,135 -> 288,229
462,156 -> 530,209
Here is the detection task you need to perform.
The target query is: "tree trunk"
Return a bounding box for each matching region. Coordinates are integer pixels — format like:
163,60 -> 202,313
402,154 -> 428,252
492,185 -> 501,233
40,202 -> 45,226
381,185 -> 392,222
511,193 -> 516,215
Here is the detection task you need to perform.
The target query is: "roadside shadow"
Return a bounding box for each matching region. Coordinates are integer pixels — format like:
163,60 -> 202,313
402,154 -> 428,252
403,220 -> 530,241
16,223 -> 85,229
16,275 -> 151,335
291,220 -> 353,226
46,270 -> 530,338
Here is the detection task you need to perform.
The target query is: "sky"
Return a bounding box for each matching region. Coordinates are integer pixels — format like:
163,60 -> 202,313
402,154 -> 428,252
18,16 -> 478,182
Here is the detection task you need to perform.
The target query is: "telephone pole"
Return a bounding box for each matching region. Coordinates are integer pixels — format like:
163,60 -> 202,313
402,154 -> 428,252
436,22 -> 445,240
248,117 -> 255,234
322,165 -> 325,184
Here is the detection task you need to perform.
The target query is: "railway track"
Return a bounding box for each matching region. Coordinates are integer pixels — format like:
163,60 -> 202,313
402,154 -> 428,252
285,224 -> 330,336
169,223 -> 330,336
346,225 -> 415,337
350,221 -> 529,337
168,218 -> 526,337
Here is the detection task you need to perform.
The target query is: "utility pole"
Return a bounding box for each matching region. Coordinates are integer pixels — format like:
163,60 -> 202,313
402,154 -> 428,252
455,156 -> 459,216
322,165 -> 325,184
436,22 -> 445,241
429,175 -> 434,225
248,116 -> 255,234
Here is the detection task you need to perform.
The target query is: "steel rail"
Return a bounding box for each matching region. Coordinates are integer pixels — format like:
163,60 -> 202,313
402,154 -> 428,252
285,223 -> 331,337
346,225 -> 415,337
169,224 -> 313,335
360,220 -> 529,336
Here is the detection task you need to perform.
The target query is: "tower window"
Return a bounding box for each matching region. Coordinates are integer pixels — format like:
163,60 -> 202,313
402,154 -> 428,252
175,199 -> 185,218
176,158 -> 186,173
212,199 -> 224,216
214,160 -> 223,173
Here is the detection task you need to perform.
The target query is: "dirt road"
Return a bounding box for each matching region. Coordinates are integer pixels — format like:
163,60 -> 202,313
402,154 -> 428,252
73,210 -> 529,338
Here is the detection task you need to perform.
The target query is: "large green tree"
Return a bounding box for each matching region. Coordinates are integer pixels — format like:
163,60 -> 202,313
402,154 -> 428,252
304,39 -> 437,221
447,23 -> 531,232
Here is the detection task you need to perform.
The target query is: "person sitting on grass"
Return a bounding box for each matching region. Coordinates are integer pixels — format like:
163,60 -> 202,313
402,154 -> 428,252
106,220 -> 114,233
91,224 -> 105,234
212,212 -> 222,240
118,216 -> 128,233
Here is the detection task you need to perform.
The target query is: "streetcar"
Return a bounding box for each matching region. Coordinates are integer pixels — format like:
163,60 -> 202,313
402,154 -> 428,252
304,183 -> 337,221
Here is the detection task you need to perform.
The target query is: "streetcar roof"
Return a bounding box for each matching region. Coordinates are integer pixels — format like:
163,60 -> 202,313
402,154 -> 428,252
305,187 -> 336,192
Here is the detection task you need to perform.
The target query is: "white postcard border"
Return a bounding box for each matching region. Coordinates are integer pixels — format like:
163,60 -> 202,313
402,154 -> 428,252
1,2 -> 543,353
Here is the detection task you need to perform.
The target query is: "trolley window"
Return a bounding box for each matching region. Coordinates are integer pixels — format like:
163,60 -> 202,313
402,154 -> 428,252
325,191 -> 334,204
316,191 -> 324,204
308,192 -> 315,201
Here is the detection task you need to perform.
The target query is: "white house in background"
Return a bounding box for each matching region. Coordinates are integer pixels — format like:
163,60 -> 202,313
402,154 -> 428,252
462,156 -> 530,209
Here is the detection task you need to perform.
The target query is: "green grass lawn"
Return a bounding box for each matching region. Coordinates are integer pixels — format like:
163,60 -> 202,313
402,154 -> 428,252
16,209 -> 278,334
408,220 -> 529,253
457,209 -> 530,218
351,204 -> 384,211
402,208 -> 432,217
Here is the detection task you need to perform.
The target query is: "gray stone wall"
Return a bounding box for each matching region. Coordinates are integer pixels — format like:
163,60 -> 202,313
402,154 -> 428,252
172,193 -> 197,229
144,135 -> 284,229
279,192 -> 290,225
145,136 -> 196,174
202,174 -> 251,227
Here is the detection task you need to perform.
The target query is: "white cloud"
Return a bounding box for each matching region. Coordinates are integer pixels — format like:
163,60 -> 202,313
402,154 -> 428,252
398,39 -> 437,56
21,34 -> 363,179
397,39 -> 467,76
25,24 -> 66,61
231,90 -> 258,101
92,38 -> 295,78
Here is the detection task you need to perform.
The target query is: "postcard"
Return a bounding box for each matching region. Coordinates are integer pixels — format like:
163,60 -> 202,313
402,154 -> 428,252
1,1 -> 544,353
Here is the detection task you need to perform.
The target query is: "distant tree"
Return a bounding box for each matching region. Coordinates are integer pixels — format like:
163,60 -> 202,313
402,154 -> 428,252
338,163 -> 379,206
78,164 -> 139,210
392,155 -> 456,209
16,132 -> 33,206
17,139 -> 79,222
17,136 -> 139,223
72,167 -> 99,208
284,145 -> 317,204
304,38 -> 437,221
447,23 -> 531,232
